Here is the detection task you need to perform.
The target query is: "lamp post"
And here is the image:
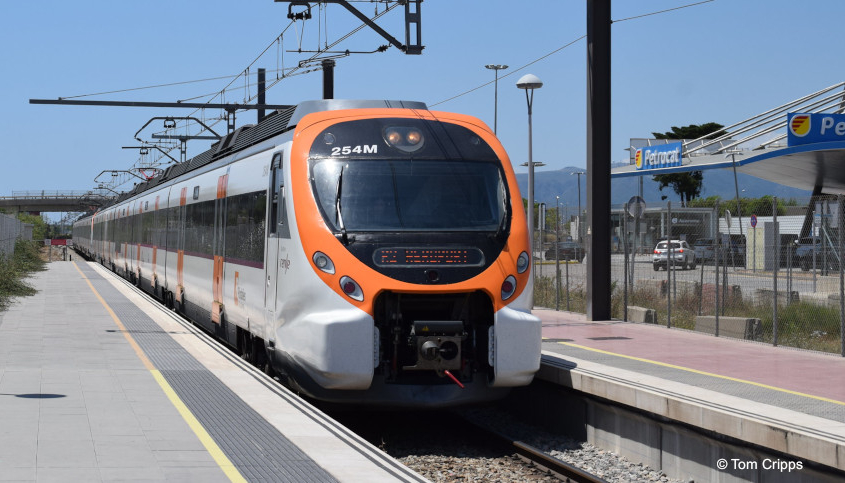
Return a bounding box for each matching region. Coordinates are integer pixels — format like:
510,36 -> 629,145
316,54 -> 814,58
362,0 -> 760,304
517,74 -> 543,290
485,64 -> 508,134
572,171 -> 585,243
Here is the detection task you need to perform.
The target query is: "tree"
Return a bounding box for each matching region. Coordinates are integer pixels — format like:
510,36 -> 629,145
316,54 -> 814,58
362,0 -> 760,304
16,213 -> 49,241
652,122 -> 725,207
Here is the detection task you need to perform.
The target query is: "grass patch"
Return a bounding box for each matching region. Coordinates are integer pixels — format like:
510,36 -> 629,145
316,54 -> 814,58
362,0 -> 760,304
0,240 -> 46,311
536,274 -> 844,355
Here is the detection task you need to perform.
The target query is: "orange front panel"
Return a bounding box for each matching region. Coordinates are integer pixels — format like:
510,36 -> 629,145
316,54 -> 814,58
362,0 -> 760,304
289,109 -> 531,316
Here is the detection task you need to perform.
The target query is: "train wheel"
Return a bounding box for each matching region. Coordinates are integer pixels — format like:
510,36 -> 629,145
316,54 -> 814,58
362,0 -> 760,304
262,344 -> 277,378
238,329 -> 255,364
175,295 -> 185,315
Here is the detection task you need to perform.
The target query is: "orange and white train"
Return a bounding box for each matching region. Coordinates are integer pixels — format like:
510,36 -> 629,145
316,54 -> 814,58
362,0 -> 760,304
73,100 -> 541,407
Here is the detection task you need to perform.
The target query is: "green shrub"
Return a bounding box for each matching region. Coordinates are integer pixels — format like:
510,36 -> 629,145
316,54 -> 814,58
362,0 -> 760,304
0,240 -> 45,310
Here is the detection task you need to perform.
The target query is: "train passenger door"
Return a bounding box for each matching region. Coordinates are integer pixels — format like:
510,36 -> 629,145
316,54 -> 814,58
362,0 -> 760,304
174,187 -> 188,307
212,171 -> 229,326
264,151 -> 288,325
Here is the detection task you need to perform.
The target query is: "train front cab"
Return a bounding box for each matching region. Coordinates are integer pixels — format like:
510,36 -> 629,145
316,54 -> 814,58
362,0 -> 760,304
271,107 -> 541,406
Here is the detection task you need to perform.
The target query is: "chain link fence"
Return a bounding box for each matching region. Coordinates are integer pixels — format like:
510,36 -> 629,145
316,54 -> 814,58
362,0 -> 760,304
0,213 -> 33,257
534,195 -> 845,357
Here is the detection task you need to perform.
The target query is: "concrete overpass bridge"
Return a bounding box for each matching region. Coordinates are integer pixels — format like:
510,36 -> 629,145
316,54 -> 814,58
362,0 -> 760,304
0,191 -> 112,214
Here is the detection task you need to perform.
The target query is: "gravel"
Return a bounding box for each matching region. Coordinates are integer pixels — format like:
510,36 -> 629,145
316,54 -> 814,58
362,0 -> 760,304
333,407 -> 688,483
448,406 -> 690,483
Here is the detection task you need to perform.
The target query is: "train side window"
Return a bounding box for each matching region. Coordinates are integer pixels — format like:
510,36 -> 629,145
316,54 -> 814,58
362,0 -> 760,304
269,152 -> 290,238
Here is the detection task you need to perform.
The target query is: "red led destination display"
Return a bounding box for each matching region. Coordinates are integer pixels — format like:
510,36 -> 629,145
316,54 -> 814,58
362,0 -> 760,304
374,248 -> 484,267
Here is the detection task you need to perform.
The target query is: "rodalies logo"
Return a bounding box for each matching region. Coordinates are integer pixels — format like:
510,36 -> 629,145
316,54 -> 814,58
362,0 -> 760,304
789,114 -> 811,137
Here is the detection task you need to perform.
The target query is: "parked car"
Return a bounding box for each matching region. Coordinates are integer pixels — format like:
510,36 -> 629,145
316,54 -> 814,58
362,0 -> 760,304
794,236 -> 841,271
653,240 -> 696,271
725,240 -> 746,267
545,241 -> 585,262
694,237 -> 746,266
693,238 -> 716,262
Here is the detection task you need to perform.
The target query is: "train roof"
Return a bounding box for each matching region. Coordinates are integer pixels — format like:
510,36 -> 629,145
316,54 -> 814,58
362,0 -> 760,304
104,99 -> 427,209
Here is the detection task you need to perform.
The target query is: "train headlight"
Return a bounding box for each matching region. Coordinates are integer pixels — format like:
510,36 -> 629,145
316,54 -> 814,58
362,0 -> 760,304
383,127 -> 425,153
312,252 -> 335,274
339,276 -> 364,302
516,251 -> 529,273
501,275 -> 517,301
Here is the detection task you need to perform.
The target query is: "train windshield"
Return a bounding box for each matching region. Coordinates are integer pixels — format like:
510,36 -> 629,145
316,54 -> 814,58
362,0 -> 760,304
312,159 -> 507,232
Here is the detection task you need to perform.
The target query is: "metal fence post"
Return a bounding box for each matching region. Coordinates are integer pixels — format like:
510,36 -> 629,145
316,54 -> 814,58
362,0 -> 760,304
623,203 -> 629,321
773,196 -> 779,347
836,194 -> 845,357
555,211 -> 561,311
667,201 -> 672,328
565,247 -> 570,312
714,201 -> 720,334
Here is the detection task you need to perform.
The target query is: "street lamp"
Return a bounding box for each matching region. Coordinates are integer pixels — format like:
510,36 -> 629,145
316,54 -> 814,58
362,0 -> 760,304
517,73 -> 543,285
485,64 -> 508,134
571,171 -> 585,243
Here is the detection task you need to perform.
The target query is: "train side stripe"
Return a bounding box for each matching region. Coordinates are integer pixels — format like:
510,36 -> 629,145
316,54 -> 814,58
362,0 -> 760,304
73,261 -> 247,483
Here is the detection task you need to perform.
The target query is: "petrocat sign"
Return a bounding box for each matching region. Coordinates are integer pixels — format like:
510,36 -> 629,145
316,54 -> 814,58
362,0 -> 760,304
634,142 -> 683,171
788,112 -> 845,146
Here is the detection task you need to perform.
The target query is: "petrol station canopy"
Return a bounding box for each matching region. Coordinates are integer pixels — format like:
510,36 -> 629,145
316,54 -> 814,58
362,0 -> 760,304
611,82 -> 845,195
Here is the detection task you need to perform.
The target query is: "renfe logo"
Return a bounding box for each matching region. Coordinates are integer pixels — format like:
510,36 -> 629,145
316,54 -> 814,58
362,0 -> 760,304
635,142 -> 683,171
788,112 -> 845,146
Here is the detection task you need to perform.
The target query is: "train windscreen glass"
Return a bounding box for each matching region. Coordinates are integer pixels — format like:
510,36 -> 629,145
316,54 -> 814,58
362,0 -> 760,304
312,159 -> 506,232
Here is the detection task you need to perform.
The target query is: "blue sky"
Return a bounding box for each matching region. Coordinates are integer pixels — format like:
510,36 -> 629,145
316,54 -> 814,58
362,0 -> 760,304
2,1 -> 844,206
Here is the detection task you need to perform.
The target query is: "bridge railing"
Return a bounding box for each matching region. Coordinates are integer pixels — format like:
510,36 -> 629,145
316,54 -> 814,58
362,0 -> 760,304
0,190 -> 96,200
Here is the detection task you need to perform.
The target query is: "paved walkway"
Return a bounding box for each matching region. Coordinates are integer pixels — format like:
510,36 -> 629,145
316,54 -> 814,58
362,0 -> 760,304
0,261 -> 425,482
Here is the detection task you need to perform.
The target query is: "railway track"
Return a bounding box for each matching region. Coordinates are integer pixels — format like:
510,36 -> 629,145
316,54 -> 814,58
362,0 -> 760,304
330,407 -> 610,483
100,258 -> 638,483
496,432 -> 608,483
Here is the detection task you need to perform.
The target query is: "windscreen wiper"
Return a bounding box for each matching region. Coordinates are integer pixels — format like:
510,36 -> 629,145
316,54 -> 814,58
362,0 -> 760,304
491,189 -> 511,243
335,164 -> 350,245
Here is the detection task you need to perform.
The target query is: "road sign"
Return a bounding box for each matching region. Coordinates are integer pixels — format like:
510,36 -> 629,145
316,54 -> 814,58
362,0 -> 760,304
750,214 -> 757,228
627,196 -> 646,218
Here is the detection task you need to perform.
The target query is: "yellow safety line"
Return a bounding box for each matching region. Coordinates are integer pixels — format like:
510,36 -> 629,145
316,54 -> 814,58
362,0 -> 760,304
73,262 -> 247,483
551,339 -> 845,407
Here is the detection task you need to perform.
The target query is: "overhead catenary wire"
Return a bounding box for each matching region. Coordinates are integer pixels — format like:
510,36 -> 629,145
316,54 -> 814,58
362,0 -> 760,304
172,1 -> 399,138
429,35 -> 586,108
612,0 -> 715,23
72,1 -> 719,182
430,0 -> 717,108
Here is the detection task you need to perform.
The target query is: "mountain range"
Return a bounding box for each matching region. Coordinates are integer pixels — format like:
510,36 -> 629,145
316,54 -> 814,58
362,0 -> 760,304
515,165 -> 812,211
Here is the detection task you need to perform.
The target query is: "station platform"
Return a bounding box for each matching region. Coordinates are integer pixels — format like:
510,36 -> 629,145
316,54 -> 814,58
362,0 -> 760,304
0,260 -> 426,483
536,308 -> 845,481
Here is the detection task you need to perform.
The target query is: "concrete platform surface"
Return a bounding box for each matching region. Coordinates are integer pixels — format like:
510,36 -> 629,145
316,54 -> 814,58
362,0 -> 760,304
536,308 -> 845,475
0,261 -> 426,483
